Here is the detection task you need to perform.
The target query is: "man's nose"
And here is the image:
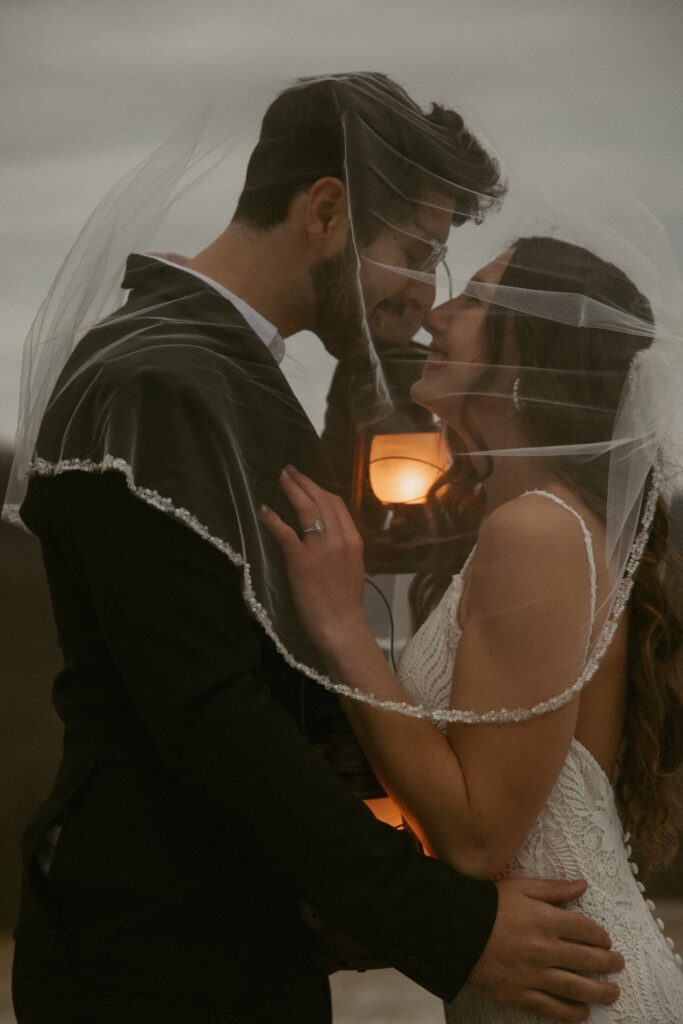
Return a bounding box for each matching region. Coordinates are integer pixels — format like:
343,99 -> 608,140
400,275 -> 436,320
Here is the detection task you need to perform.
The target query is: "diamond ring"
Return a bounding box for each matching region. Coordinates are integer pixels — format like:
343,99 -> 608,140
302,519 -> 325,535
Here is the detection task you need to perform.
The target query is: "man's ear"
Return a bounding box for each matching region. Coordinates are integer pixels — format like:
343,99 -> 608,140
305,177 -> 349,250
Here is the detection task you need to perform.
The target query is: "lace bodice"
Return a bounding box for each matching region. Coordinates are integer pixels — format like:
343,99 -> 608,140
398,493 -> 683,1022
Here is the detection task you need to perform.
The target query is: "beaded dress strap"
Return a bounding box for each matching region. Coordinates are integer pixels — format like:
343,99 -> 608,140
520,490 -> 598,643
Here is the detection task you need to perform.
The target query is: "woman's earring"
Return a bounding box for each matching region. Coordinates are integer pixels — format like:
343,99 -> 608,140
512,377 -> 522,412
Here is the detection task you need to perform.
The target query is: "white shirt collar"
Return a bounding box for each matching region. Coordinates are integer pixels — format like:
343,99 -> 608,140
143,252 -> 286,365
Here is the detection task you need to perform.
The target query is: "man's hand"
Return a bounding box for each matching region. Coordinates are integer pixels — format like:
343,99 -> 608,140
467,878 -> 623,1022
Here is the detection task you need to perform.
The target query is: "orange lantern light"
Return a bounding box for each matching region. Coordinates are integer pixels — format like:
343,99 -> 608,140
364,795 -> 405,829
367,431 -> 449,505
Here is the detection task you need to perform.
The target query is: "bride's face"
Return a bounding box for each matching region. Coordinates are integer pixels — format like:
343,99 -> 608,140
410,249 -> 513,428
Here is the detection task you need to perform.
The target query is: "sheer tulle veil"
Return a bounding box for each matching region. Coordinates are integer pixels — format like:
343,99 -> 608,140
3,74 -> 682,723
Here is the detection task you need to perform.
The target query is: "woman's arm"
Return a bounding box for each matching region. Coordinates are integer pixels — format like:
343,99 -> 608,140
438,494 -> 591,876
261,471 -> 591,879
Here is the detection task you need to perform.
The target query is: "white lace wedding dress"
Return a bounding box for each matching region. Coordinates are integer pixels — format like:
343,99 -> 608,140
398,492 -> 683,1022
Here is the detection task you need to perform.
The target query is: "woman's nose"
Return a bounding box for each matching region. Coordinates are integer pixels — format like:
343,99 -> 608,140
423,302 -> 452,334
423,307 -> 439,334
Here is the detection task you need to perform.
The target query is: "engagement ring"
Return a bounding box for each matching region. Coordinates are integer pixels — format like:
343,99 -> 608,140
302,519 -> 325,535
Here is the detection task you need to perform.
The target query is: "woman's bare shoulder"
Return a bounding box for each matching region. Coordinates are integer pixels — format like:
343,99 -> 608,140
479,490 -> 593,558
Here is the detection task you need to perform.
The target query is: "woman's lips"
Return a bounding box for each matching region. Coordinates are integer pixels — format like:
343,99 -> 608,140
423,347 -> 448,372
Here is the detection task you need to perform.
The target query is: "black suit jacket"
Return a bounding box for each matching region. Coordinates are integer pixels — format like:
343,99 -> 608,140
14,257 -> 497,1016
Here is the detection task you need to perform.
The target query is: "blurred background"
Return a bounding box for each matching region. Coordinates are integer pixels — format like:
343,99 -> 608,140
2,0 -> 682,1019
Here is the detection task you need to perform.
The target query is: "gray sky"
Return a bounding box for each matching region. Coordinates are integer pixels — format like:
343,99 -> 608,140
2,0 -> 682,442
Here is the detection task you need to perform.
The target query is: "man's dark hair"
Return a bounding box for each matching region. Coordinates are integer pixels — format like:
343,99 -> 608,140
233,72 -> 505,235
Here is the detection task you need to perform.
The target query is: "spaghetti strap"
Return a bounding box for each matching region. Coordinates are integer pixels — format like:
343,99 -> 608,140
520,490 -> 598,642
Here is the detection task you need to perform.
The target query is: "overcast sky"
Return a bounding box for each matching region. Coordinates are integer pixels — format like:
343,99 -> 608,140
2,0 -> 682,443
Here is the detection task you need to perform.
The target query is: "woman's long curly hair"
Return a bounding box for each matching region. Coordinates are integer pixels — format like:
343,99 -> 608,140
410,236 -> 683,868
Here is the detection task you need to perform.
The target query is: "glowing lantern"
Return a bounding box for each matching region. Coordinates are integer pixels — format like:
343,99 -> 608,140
349,428 -> 449,574
367,431 -> 449,505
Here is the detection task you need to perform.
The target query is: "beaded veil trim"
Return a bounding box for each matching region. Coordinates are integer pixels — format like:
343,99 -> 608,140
7,452 -> 662,725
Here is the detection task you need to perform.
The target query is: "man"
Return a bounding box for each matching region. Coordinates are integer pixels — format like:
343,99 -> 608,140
11,74 -> 622,1023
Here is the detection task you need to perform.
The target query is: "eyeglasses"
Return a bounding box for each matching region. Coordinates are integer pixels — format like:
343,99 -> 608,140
441,257 -> 453,300
369,210 -> 449,274
362,210 -> 453,298
419,238 -> 448,274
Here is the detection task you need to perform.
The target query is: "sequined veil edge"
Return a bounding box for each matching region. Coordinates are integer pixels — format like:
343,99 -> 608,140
6,450 -> 662,726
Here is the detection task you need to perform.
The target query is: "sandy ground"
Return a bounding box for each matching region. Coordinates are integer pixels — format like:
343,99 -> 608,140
1,901 -> 681,1023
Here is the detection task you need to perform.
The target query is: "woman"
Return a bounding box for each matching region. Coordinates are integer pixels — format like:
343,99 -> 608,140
261,236 -> 683,1021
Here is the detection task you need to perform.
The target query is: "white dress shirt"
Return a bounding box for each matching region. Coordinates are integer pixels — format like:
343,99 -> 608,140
144,252 -> 286,364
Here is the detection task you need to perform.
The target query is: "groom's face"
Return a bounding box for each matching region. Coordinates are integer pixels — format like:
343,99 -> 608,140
311,193 -> 453,360
360,199 -> 453,318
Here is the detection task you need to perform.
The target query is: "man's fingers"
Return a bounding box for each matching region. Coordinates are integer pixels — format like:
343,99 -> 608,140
474,880 -> 623,1018
504,878 -> 614,951
552,940 -> 624,977
552,907 -> 613,952
517,877 -> 588,907
542,968 -> 620,1007
517,991 -> 589,1023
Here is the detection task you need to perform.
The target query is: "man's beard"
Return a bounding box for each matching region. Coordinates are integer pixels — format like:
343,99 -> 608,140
310,241 -> 367,362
